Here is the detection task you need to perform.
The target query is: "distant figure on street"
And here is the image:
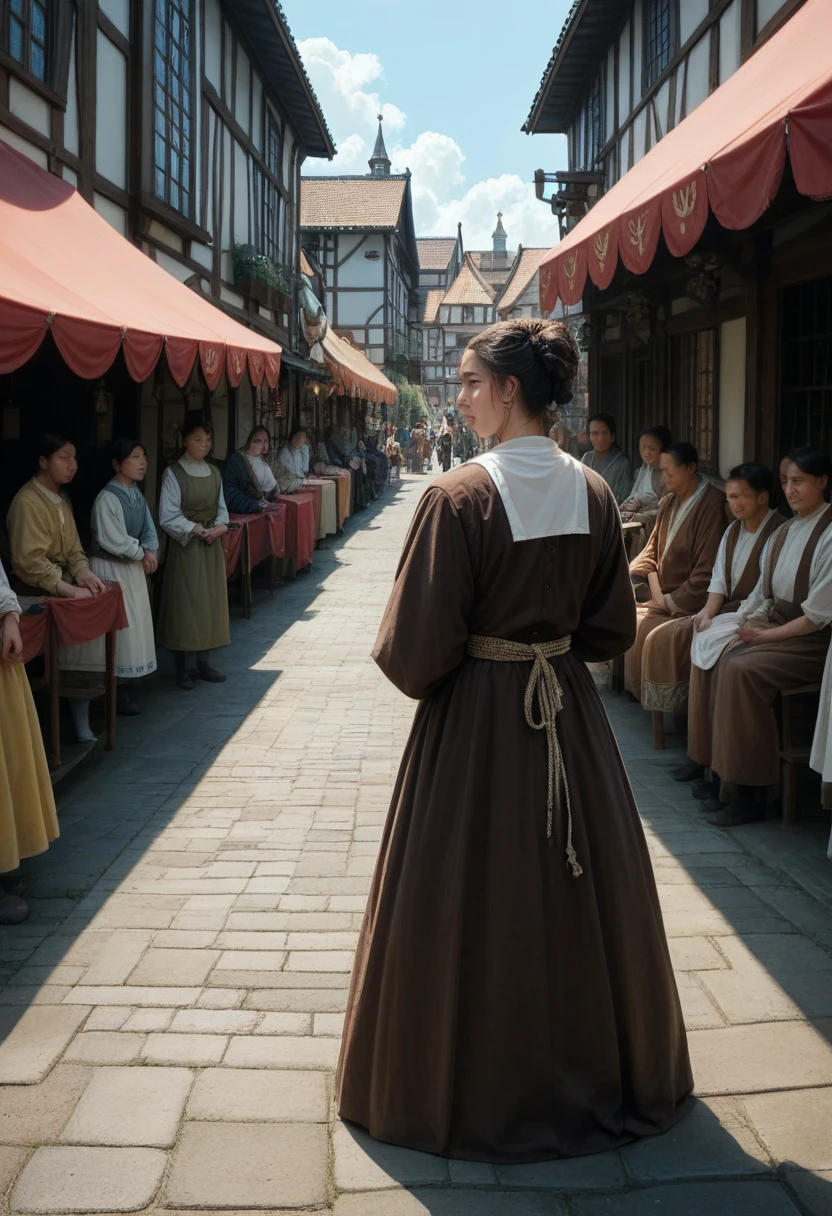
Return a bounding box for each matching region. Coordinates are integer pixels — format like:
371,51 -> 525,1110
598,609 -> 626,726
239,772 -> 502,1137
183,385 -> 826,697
337,317 -> 693,1163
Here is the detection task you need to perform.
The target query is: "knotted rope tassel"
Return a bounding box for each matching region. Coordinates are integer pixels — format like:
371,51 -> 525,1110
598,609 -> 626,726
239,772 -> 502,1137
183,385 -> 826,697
465,635 -> 583,877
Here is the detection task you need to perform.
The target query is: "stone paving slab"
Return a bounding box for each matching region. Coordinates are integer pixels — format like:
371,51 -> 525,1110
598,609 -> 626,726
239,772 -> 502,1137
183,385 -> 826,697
4,476 -> 832,1212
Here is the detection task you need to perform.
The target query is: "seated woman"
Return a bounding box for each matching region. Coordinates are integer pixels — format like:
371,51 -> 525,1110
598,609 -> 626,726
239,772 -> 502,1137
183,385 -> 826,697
580,413 -> 633,505
277,428 -> 310,494
222,426 -> 276,514
328,426 -> 367,511
157,421 -> 230,691
625,443 -> 727,707
689,447 -> 832,826
7,433 -> 107,743
619,426 -> 672,555
0,557 -> 60,925
675,464 -> 786,784
86,439 -> 160,716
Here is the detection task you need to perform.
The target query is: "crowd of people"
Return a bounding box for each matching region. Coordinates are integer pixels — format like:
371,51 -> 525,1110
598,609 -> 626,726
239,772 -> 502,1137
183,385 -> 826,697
585,415 -> 832,843
0,416 -> 397,924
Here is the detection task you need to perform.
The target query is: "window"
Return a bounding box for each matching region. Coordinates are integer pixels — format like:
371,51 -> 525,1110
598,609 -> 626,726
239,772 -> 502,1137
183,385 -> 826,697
262,111 -> 280,260
643,0 -> 674,91
463,306 -> 475,324
5,0 -> 47,81
779,277 -> 832,454
671,329 -> 718,470
586,72 -> 604,167
153,0 -> 192,215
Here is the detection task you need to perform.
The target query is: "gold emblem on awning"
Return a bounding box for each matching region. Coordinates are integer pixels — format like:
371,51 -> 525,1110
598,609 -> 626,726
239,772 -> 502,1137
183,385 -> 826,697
672,180 -> 697,235
594,229 -> 611,272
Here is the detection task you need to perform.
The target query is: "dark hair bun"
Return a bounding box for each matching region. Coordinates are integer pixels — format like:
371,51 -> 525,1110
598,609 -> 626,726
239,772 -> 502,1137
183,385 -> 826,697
467,318 -> 580,417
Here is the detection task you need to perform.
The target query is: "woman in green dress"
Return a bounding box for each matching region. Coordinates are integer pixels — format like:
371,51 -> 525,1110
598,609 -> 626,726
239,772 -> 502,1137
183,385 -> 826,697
157,421 -> 230,690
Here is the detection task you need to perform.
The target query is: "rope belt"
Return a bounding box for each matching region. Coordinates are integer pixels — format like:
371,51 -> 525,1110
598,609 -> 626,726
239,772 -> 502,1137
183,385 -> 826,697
465,634 -> 582,878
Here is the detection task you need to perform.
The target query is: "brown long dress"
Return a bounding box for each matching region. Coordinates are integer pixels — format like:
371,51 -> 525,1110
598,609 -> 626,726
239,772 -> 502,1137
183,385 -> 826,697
625,482 -> 728,701
641,511 -> 786,714
336,462 -> 693,1163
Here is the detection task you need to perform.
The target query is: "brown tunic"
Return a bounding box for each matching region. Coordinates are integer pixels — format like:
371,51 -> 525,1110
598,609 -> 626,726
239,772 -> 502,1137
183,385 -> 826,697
705,506 -> 832,786
641,511 -> 787,714
625,482 -> 728,700
336,462 -> 693,1162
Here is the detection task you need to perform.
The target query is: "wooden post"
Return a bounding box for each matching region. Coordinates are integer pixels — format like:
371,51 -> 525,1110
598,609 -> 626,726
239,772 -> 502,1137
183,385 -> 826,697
242,522 -> 253,620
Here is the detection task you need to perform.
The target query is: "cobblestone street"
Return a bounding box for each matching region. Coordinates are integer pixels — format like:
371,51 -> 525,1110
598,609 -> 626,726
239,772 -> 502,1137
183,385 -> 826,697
2,473 -> 832,1215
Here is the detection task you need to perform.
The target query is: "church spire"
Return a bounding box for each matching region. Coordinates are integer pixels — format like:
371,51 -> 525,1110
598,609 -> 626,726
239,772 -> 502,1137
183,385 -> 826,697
492,212 -> 507,253
368,114 -> 391,177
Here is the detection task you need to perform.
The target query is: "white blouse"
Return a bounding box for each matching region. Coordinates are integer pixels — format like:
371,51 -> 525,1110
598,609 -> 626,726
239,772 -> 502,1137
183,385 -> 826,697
159,456 -> 229,547
248,453 -> 277,495
738,505 -> 832,627
278,443 -> 310,481
708,510 -> 776,597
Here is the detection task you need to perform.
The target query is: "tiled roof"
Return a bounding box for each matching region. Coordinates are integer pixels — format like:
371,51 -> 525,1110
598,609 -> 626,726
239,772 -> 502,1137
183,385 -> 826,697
442,257 -> 495,306
420,289 -> 445,324
300,177 -> 408,229
522,0 -> 581,132
417,237 -> 457,271
498,247 -> 550,313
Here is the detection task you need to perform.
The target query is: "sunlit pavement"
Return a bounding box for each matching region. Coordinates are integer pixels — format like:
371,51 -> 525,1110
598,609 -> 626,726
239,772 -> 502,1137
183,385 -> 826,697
1,471 -> 831,1215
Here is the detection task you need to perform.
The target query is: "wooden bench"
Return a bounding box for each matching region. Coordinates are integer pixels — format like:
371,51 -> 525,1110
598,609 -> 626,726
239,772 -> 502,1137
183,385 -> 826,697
778,683 -> 822,826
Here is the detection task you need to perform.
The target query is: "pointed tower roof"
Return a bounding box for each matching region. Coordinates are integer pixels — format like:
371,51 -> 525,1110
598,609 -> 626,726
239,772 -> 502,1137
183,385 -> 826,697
368,114 -> 391,177
492,211 -> 508,252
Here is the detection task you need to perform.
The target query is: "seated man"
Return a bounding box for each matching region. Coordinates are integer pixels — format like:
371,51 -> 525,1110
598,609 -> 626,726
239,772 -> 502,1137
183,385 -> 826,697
674,463 -> 787,786
690,447 -> 832,826
625,443 -> 727,708
580,412 -> 633,505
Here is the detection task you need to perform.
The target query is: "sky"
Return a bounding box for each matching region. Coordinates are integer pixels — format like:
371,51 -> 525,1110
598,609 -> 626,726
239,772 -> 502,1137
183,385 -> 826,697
285,0 -> 573,251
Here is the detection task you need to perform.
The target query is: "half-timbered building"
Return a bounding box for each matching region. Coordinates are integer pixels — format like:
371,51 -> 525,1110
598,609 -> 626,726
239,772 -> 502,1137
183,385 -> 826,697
300,118 -> 421,385
525,0 -> 832,481
0,0 -> 337,510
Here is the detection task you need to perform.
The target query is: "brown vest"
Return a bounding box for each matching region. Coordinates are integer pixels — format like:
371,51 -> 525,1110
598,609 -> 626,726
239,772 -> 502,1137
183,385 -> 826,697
761,504 -> 832,624
721,512 -> 788,612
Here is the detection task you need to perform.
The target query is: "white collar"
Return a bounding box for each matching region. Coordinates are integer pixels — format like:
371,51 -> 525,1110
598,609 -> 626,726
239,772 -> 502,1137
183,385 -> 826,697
471,437 -> 590,542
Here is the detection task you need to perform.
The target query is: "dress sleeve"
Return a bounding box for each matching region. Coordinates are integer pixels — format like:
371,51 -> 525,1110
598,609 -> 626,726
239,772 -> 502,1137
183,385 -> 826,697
737,574 -> 771,624
159,467 -> 195,547
372,487 -> 475,699
629,502 -> 663,578
572,484 -> 637,663
803,530 -> 832,627
8,494 -> 65,595
222,456 -> 262,515
0,559 -> 21,616
212,479 -> 230,528
708,530 -> 730,596
140,502 -> 159,554
93,492 -> 143,561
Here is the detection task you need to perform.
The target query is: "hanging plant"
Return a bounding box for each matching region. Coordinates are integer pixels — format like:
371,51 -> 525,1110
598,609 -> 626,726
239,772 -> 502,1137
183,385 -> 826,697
230,243 -> 295,297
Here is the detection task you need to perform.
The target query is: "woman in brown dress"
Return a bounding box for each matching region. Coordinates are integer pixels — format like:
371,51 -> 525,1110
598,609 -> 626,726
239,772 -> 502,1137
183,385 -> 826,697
337,319 -> 693,1163
625,444 -> 727,706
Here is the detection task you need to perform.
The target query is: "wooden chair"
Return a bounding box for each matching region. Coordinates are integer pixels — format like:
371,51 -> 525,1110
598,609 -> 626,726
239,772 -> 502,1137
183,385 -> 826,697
778,684 -> 822,826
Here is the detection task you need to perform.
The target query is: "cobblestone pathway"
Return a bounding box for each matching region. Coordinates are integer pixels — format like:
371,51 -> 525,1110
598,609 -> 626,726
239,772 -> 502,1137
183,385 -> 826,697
2,472 -> 832,1215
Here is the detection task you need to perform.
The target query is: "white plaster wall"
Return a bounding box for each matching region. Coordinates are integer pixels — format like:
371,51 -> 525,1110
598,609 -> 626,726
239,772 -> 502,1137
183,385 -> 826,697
191,242 -> 213,271
338,237 -> 385,288
633,108 -> 647,164
337,291 -> 384,326
251,75 -> 263,151
204,0 -> 222,90
95,32 -> 127,188
235,44 -> 251,135
680,0 -> 709,44
720,0 -> 741,84
223,22 -> 233,101
9,78 -> 50,136
618,21 -> 630,122
155,249 -> 194,282
282,127 -> 294,187
0,125 -> 47,166
99,0 -> 130,38
719,317 -> 747,478
65,23 -> 79,155
94,192 -> 127,235
221,128 -> 232,254
655,79 -> 670,138
684,36 -> 711,116
606,46 -> 615,135
757,0 -> 784,33
63,166 -> 78,188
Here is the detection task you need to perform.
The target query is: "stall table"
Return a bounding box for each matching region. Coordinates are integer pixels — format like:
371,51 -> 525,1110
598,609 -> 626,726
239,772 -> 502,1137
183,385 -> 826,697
303,478 -> 338,538
276,492 -> 317,574
221,505 -> 286,618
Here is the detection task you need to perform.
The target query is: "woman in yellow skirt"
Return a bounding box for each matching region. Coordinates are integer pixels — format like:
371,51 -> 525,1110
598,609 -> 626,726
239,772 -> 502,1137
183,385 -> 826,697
0,558 -> 59,925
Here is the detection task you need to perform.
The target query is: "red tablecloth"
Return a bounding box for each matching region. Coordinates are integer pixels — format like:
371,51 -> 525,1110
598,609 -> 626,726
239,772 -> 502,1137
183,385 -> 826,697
48,583 -> 128,646
266,505 -> 286,558
221,524 -> 244,578
299,482 -> 323,539
276,492 -> 316,570
18,608 -> 48,664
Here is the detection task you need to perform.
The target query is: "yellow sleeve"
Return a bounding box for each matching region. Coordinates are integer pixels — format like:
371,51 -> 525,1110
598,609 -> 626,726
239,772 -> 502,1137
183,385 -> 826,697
8,491 -> 66,595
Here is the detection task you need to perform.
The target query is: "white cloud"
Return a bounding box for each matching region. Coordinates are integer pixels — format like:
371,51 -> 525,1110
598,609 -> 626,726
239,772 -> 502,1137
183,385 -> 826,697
297,38 -> 558,250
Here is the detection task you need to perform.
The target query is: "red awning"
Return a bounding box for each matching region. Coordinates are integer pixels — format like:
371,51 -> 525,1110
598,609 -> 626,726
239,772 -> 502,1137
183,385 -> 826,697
539,0 -> 832,312
0,140 -> 281,389
322,328 -> 397,405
